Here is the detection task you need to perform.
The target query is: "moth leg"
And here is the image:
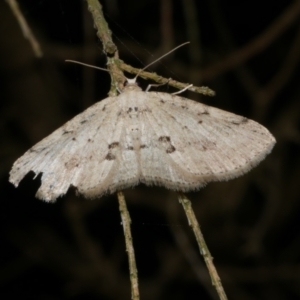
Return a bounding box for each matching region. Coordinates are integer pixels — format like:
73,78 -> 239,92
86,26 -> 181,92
145,78 -> 171,92
172,84 -> 193,95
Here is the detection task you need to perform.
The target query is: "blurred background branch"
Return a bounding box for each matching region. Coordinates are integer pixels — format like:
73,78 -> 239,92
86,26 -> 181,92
6,0 -> 42,57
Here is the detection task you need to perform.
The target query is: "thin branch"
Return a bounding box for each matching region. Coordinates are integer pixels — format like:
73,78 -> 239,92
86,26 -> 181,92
178,193 -> 228,300
86,0 -> 125,94
85,0 -> 116,55
85,4 -> 139,299
201,0 -> 300,80
117,192 -> 140,300
86,0 -> 215,97
117,60 -> 216,96
6,0 -> 43,57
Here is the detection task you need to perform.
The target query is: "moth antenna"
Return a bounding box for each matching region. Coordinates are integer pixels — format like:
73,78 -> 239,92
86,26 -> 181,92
65,60 -> 108,72
66,42 -> 190,85
134,41 -> 190,80
66,59 -> 129,93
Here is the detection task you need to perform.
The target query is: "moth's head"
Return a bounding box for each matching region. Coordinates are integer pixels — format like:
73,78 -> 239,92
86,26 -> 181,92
122,77 -> 142,92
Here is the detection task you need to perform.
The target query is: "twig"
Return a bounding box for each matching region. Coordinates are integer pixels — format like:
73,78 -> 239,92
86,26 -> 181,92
117,60 -> 216,96
86,0 -> 215,97
6,0 -> 43,57
86,0 -> 126,94
117,192 -> 140,300
178,193 -> 228,300
84,4 -> 140,298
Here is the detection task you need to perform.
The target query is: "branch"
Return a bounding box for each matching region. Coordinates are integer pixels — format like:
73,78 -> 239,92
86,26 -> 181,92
117,60 -> 216,96
118,192 -> 140,300
86,0 -> 125,95
6,0 -> 43,57
85,4 -> 139,299
179,193 -> 228,300
86,0 -> 215,97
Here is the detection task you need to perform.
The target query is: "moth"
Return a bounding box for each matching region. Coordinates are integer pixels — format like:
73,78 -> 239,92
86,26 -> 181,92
9,46 -> 276,202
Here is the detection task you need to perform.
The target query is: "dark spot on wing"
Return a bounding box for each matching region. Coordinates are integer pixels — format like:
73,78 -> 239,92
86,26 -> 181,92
72,137 -> 76,141
127,146 -> 134,150
134,107 -> 138,111
141,107 -> 152,113
80,120 -> 87,124
158,136 -> 171,142
166,145 -> 176,153
160,99 -> 165,104
140,144 -> 147,149
198,120 -> 203,124
62,130 -> 73,135
127,107 -> 132,113
102,105 -> 106,111
29,147 -> 46,153
108,142 -> 119,149
158,136 -> 176,154
105,153 -> 116,160
197,110 -> 209,116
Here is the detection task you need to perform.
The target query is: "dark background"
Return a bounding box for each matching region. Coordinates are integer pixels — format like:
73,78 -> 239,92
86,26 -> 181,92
1,0 -> 300,299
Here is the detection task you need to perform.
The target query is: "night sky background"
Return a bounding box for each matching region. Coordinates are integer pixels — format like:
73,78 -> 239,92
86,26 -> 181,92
1,1 -> 300,300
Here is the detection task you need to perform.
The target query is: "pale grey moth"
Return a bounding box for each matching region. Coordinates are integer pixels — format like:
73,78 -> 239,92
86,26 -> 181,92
9,79 -> 276,202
